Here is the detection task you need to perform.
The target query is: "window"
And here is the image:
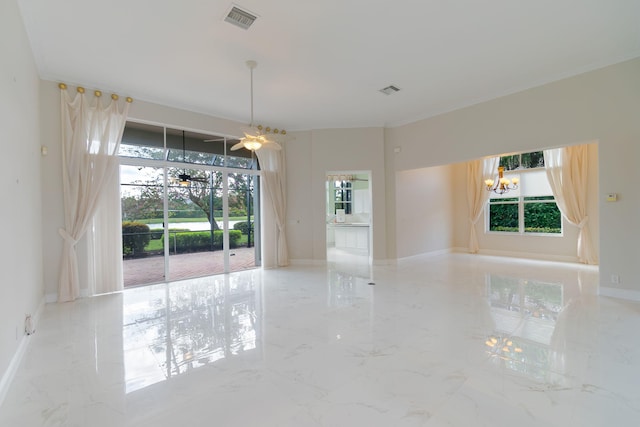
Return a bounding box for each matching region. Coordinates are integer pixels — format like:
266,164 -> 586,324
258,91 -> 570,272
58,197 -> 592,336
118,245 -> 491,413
498,151 -> 545,171
332,180 -> 352,214
487,151 -> 562,235
119,122 -> 258,170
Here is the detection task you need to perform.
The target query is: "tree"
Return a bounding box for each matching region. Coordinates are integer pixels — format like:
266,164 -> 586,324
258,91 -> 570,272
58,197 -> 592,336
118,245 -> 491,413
228,172 -> 254,215
168,168 -> 222,230
121,184 -> 163,220
121,161 -> 256,231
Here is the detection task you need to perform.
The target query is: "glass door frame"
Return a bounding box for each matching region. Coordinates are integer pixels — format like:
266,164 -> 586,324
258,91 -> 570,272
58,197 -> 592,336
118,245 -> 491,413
119,137 -> 261,284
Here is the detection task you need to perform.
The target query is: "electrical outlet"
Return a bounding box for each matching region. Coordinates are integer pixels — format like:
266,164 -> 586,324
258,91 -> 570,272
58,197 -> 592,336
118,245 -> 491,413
611,274 -> 620,285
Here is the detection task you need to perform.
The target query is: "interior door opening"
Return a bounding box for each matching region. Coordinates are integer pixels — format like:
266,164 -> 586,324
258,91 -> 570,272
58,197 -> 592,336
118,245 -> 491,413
325,170 -> 372,278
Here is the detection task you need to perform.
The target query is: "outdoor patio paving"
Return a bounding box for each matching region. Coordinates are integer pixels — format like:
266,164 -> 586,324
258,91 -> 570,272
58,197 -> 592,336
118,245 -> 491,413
123,247 -> 257,287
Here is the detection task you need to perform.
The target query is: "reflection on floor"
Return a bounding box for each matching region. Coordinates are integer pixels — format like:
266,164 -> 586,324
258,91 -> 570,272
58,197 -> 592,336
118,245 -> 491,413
327,246 -> 371,279
3,253 -> 640,426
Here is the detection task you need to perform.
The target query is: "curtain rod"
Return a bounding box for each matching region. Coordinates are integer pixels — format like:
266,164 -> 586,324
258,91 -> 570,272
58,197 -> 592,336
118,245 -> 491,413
58,82 -> 133,103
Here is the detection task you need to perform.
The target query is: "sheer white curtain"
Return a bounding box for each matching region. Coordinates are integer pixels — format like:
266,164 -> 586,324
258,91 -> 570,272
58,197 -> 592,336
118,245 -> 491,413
255,146 -> 289,267
58,86 -> 130,302
466,156 -> 499,253
544,145 -> 597,264
87,169 -> 124,296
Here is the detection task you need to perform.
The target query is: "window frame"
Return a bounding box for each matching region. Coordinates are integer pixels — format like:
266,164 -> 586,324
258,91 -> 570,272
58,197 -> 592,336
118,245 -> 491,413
331,180 -> 353,215
119,120 -> 260,171
486,152 -> 563,237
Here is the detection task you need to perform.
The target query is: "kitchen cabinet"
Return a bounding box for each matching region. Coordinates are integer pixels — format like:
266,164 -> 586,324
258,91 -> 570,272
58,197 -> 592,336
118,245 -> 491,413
334,225 -> 369,252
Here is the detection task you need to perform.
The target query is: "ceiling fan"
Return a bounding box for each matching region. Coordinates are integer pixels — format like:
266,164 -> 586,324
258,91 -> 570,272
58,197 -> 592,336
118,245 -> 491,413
230,60 -> 284,152
174,130 -> 208,186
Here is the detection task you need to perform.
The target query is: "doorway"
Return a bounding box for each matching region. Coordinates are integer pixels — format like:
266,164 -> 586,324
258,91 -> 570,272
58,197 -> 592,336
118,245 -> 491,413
119,122 -> 261,287
325,171 -> 372,277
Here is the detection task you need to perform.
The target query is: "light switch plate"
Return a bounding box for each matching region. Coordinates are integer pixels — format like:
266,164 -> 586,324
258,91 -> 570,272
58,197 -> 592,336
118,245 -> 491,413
606,193 -> 617,202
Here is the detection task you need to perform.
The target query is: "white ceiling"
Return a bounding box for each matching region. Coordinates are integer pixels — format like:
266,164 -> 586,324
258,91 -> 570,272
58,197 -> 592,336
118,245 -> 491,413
17,0 -> 640,131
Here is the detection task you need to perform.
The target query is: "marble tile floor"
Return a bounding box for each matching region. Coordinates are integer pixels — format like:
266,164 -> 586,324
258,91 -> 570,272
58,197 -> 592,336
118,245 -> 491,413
2,253 -> 640,426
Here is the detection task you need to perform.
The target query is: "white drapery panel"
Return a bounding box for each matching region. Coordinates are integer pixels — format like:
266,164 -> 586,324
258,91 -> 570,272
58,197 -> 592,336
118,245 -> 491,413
544,146 -> 597,264
58,86 -> 130,302
466,156 -> 499,253
255,147 -> 289,267
88,168 -> 124,296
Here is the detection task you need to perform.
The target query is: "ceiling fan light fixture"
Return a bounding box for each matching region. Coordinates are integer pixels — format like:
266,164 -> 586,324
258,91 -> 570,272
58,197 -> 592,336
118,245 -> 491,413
229,60 -> 284,152
178,130 -> 191,186
178,173 -> 191,187
243,140 -> 262,151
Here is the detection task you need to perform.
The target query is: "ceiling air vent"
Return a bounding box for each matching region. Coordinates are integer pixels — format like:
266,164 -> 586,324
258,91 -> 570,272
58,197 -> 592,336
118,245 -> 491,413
379,85 -> 401,95
224,5 -> 258,30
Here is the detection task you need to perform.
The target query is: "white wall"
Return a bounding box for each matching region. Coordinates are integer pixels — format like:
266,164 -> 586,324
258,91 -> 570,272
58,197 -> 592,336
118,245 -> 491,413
285,131 -> 314,260
286,128 -> 388,263
395,165 -> 455,258
450,161 -> 469,250
386,58 -> 640,293
0,0 -> 44,393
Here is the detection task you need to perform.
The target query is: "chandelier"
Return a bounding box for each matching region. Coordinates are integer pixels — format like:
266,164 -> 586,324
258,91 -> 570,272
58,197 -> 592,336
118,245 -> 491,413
485,334 -> 524,359
485,166 -> 519,195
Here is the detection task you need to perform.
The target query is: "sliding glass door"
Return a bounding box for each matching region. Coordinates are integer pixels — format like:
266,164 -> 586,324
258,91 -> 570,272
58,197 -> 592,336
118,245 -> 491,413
119,122 -> 260,287
166,168 -> 226,281
120,164 -> 167,286
228,171 -> 259,271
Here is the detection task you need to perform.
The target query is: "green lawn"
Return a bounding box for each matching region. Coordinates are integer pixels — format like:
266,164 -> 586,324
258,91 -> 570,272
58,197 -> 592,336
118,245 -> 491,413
138,217 -> 253,225
144,232 -> 250,251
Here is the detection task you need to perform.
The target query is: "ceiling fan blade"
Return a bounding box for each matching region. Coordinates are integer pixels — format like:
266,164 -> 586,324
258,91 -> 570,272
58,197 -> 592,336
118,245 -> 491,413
203,138 -> 225,143
230,141 -> 245,151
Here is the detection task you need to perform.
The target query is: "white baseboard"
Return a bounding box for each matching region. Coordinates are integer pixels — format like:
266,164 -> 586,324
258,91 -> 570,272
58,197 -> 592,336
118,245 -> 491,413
289,258 -> 395,268
372,258 -> 395,266
397,248 -> 454,265
0,295 -> 45,407
286,250 -> 590,270
450,246 -> 467,253
475,248 -> 580,264
289,259 -> 326,266
599,286 -> 640,302
45,287 -> 89,303
289,258 -> 396,267
0,332 -> 29,407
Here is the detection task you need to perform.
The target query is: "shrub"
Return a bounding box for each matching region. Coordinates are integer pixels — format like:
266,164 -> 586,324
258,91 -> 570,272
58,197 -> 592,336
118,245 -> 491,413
228,230 -> 242,247
229,208 -> 247,217
149,230 -> 164,240
490,226 -> 561,234
233,221 -> 254,235
214,209 -> 248,218
491,226 -> 519,232
122,221 -> 151,256
524,227 -> 561,234
163,230 -> 242,253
